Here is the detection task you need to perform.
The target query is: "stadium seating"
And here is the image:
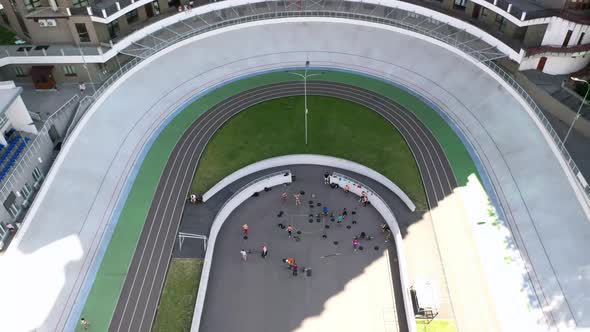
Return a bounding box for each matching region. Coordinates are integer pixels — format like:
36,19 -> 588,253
0,135 -> 30,182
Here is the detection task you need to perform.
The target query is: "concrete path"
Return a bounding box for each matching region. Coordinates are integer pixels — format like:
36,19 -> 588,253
0,19 -> 588,331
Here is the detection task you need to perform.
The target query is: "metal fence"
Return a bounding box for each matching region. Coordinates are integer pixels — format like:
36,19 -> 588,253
69,0 -> 590,199
0,94 -> 80,216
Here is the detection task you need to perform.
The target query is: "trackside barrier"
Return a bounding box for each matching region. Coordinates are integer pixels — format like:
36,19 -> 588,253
66,0 -> 590,205
331,171 -> 415,332
191,170 -> 292,332
202,154 -> 416,212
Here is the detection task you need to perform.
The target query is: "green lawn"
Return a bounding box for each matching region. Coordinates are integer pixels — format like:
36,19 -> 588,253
192,95 -> 426,209
417,319 -> 457,332
153,258 -> 204,332
0,25 -> 17,45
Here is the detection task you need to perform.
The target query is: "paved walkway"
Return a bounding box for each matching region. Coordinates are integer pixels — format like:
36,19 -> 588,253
199,165 -> 406,332
1,19 -> 588,332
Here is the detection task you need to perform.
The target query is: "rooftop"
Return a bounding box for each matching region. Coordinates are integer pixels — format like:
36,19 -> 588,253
0,83 -> 22,116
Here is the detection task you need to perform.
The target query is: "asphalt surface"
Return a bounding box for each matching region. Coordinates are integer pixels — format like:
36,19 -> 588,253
108,81 -> 457,332
199,164 -> 409,332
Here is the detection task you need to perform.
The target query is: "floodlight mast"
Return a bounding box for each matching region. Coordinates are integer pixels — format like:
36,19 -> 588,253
286,61 -> 323,145
564,77 -> 589,144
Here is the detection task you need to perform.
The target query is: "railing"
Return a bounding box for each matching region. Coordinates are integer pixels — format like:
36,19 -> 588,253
64,95 -> 95,142
216,170 -> 292,214
332,172 -> 390,213
67,0 -> 590,200
0,44 -> 108,58
525,43 -> 590,57
0,94 -> 80,206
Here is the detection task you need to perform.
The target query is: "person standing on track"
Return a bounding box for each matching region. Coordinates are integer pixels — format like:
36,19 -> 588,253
80,318 -> 89,330
240,249 -> 248,261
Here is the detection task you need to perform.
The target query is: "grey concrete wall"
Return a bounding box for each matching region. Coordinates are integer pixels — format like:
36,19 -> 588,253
67,16 -> 100,46
523,24 -> 548,48
0,0 -> 27,39
93,21 -> 111,44
28,18 -> 76,45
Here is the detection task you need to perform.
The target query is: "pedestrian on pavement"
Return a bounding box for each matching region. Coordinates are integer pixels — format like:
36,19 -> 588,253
240,249 -> 248,261
261,245 -> 268,259
322,206 -> 328,216
353,238 -> 360,252
292,263 -> 298,276
344,184 -> 350,193
284,257 -> 295,268
80,318 -> 89,330
281,191 -> 288,202
78,82 -> 86,94
6,223 -> 16,233
287,225 -> 293,238
293,193 -> 301,206
342,208 -> 348,218
324,172 -> 330,184
242,223 -> 249,236
362,195 -> 369,207
337,214 -> 343,224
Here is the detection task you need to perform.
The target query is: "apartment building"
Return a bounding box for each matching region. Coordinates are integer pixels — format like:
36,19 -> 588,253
0,0 -> 587,87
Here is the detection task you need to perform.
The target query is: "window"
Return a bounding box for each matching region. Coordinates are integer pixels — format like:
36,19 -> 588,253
481,7 -> 488,17
495,14 -> 506,32
107,20 -> 119,39
63,65 -> 77,76
453,0 -> 466,10
13,66 -> 26,77
152,0 -> 161,15
24,0 -> 41,11
578,32 -> 585,46
126,9 -> 139,24
72,0 -> 89,8
563,29 -> 573,47
75,23 -> 90,43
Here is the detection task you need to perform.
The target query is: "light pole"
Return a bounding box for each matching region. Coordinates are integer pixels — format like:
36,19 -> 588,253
286,61 -> 323,145
564,77 -> 590,145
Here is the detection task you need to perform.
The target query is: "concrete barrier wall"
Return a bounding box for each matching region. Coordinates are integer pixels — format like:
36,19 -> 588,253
191,171 -> 292,332
330,172 -> 416,332
202,154 -> 416,212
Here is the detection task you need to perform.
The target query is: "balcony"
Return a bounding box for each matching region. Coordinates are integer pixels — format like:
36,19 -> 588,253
397,0 -> 526,52
0,43 -> 109,58
525,43 -> 590,57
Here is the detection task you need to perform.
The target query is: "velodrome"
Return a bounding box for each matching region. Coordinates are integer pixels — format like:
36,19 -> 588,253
1,10 -> 589,332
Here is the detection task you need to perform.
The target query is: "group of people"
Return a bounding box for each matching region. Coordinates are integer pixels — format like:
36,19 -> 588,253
177,1 -> 195,12
240,244 -> 268,261
282,191 -> 301,205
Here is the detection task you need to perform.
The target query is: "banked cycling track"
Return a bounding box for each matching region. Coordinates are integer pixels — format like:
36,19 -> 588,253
4,18 -> 590,332
108,81 -> 457,332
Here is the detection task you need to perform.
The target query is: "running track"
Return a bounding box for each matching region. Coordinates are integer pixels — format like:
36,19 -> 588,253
108,81 -> 457,331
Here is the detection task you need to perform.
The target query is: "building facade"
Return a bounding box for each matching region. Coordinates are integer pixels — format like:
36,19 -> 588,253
0,0 -> 588,87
